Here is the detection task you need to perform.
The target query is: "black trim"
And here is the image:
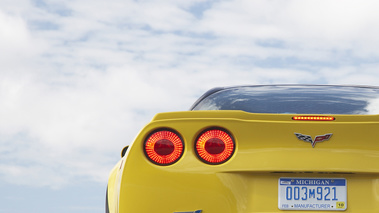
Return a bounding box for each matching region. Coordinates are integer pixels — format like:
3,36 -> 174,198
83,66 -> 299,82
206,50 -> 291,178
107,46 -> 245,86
121,146 -> 129,158
105,186 -> 109,213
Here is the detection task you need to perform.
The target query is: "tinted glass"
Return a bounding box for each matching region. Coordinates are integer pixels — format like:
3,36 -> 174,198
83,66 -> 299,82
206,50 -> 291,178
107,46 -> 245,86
192,86 -> 379,115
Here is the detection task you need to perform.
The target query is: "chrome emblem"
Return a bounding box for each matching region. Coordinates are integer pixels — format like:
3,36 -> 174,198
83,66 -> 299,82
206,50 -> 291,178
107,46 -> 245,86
295,133 -> 333,148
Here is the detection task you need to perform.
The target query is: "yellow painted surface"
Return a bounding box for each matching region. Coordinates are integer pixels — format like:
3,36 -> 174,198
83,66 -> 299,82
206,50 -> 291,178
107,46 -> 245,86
107,111 -> 379,213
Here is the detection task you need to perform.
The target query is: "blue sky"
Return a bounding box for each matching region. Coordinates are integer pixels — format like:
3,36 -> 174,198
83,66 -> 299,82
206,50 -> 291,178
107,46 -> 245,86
1,0 -> 379,212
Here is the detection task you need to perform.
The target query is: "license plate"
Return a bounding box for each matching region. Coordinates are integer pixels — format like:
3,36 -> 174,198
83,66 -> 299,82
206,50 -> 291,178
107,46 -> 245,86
278,178 -> 347,211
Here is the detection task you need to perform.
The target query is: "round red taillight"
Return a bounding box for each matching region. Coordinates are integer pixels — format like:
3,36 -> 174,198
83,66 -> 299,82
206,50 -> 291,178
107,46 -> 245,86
195,128 -> 235,164
144,129 -> 184,165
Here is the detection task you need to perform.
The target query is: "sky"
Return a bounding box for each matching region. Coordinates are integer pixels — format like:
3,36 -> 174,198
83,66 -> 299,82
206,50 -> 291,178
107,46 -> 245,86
1,0 -> 379,212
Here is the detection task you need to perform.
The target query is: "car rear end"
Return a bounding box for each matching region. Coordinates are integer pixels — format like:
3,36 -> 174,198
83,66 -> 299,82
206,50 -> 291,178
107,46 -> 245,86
114,110 -> 379,213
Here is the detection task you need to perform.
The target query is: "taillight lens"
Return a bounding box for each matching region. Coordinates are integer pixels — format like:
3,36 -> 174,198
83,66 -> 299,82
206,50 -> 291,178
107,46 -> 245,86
195,128 -> 235,164
144,129 -> 184,165
292,116 -> 335,121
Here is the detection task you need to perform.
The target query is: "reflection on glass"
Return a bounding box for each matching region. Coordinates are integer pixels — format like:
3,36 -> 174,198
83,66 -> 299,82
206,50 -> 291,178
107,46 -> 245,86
192,85 -> 379,115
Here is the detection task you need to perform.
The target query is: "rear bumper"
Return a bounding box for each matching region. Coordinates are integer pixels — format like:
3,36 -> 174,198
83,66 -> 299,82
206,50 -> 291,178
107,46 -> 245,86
118,171 -> 379,213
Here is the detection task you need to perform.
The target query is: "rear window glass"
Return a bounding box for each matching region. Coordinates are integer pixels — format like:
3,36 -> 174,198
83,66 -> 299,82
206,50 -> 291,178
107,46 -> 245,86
192,86 -> 379,115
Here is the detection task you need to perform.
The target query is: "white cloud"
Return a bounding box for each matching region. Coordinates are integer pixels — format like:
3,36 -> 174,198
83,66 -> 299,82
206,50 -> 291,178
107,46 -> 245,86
1,0 -> 379,188
200,0 -> 379,58
318,65 -> 379,85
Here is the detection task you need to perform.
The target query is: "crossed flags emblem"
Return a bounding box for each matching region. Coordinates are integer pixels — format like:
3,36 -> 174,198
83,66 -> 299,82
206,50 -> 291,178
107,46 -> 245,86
295,133 -> 333,148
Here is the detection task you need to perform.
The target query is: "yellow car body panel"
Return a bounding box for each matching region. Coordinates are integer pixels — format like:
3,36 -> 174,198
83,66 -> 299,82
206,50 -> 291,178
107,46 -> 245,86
107,159 -> 123,213
107,110 -> 379,213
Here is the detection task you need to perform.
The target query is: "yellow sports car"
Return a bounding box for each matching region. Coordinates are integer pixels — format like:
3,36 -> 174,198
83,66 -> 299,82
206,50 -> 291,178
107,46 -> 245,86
106,85 -> 379,213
